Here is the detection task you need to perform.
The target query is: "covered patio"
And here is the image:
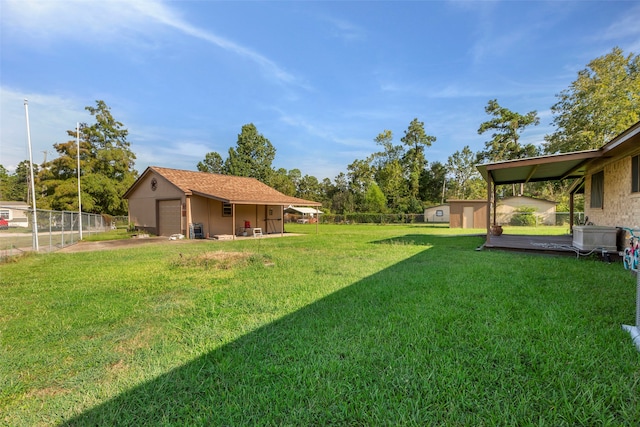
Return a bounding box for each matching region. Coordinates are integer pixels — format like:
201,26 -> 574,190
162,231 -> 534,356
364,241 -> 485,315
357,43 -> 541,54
477,150 -> 602,253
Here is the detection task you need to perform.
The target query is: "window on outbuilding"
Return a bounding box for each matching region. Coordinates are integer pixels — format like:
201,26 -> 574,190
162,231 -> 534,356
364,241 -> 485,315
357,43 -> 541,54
632,154 -> 640,193
222,202 -> 232,217
590,171 -> 604,208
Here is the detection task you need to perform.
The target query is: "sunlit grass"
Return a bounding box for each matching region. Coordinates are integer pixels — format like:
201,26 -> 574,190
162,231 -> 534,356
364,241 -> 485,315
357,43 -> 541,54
1,224 -> 638,425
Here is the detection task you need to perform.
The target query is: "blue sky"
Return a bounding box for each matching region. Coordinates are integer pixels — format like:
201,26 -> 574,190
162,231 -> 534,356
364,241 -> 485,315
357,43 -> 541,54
1,1 -> 639,181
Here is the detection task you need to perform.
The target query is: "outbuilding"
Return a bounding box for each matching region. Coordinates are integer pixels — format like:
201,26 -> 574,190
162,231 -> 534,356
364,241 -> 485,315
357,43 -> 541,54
284,206 -> 323,223
496,196 -> 557,226
123,167 -> 321,238
423,204 -> 449,223
448,200 -> 487,229
0,201 -> 30,228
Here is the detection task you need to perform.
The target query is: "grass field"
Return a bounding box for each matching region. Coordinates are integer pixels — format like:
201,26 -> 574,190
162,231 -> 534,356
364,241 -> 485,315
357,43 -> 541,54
1,224 -> 638,425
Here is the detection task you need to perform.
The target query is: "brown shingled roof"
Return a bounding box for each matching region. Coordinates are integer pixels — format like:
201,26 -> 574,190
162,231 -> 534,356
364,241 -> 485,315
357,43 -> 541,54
126,166 -> 321,206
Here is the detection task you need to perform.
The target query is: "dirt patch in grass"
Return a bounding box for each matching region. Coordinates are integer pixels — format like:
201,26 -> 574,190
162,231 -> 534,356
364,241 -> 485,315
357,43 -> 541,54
26,386 -> 70,399
57,237 -> 192,253
171,251 -> 266,269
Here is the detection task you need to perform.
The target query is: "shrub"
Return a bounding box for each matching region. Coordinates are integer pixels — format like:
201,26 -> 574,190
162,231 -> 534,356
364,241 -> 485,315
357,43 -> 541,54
510,206 -> 537,226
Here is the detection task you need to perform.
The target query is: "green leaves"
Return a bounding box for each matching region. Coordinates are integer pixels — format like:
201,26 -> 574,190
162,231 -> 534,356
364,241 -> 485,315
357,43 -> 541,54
37,100 -> 137,215
225,123 -> 276,183
477,99 -> 539,163
544,47 -> 640,154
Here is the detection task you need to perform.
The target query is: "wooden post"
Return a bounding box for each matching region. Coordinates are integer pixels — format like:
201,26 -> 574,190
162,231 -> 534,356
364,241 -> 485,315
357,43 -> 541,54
486,173 -> 492,245
569,191 -> 574,233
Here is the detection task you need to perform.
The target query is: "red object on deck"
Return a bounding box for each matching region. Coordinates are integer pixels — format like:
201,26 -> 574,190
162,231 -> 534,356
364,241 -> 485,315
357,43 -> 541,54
244,221 -> 251,229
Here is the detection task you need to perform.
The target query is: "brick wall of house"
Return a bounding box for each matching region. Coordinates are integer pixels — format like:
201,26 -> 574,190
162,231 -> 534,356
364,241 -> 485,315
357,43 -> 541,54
585,154 -> 640,229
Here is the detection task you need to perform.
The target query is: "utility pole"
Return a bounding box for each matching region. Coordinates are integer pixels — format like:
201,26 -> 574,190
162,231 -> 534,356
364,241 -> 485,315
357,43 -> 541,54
24,99 -> 39,251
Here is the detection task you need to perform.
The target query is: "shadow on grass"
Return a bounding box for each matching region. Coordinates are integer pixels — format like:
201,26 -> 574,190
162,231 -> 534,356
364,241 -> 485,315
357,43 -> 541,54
61,234 -> 636,425
372,234 -> 435,246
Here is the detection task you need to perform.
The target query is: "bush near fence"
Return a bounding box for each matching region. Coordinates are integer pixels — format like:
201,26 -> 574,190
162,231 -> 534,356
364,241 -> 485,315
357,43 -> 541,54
318,212 -> 583,227
320,213 -> 424,224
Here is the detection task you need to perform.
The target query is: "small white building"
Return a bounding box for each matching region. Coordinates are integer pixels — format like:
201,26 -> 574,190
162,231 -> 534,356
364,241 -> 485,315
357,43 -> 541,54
423,204 -> 449,223
284,206 -> 323,223
496,196 -> 557,226
0,201 -> 30,227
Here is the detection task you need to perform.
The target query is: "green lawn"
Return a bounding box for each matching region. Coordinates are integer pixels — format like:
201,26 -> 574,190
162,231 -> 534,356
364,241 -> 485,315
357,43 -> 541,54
1,224 -> 638,425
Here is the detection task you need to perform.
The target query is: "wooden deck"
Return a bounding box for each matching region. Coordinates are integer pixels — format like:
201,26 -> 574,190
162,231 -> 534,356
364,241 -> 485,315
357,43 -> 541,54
483,234 -> 599,257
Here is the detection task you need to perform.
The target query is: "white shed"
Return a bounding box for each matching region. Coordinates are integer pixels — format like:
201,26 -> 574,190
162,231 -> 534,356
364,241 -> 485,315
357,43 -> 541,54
284,206 -> 323,223
423,204 -> 449,223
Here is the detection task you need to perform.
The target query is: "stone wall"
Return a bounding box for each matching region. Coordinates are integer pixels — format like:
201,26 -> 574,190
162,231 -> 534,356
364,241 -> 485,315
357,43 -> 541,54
585,154 -> 640,229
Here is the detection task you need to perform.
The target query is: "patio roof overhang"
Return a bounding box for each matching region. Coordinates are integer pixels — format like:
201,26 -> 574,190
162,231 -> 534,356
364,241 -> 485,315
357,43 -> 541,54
476,149 -> 601,185
477,150 -> 603,244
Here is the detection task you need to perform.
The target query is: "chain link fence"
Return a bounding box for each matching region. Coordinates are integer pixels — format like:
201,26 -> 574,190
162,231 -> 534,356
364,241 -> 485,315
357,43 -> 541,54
317,212 -> 583,227
320,213 -> 425,224
495,212 -> 585,227
0,206 -> 128,258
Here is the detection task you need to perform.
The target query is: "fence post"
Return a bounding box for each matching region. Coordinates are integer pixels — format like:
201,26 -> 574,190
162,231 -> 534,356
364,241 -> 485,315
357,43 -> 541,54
49,211 -> 52,251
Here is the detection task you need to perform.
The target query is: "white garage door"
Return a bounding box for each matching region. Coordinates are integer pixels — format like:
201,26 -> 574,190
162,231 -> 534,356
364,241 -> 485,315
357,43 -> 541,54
158,199 -> 181,236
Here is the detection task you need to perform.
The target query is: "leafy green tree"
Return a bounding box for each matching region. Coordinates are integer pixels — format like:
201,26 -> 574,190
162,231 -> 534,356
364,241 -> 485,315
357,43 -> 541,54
319,177 -> 334,209
84,100 -> 136,181
446,146 -> 480,199
419,161 -> 448,205
8,160 -> 39,203
347,158 -> 374,211
364,182 -> 387,213
0,162 -> 35,202
0,165 -> 7,200
401,118 -> 435,201
371,130 -> 406,212
544,47 -> 640,153
197,152 -> 224,173
39,100 -> 137,215
477,99 -> 539,163
270,168 -> 296,196
330,172 -> 356,214
225,123 -> 276,184
296,174 -> 321,201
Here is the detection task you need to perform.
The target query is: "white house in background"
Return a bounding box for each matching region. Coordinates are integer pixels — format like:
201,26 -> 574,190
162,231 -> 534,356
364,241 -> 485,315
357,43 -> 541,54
423,204 -> 449,223
284,206 -> 323,223
0,201 -> 30,227
496,196 -> 557,226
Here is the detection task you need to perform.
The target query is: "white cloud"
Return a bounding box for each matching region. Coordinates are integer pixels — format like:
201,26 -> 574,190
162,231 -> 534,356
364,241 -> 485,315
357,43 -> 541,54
1,0 -> 300,87
598,4 -> 640,53
0,87 -> 87,171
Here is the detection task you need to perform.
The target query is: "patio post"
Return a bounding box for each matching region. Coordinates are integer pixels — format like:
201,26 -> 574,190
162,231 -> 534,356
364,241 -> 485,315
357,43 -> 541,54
492,179 -> 497,227
232,203 -> 236,240
569,191 -> 574,233
486,172 -> 492,244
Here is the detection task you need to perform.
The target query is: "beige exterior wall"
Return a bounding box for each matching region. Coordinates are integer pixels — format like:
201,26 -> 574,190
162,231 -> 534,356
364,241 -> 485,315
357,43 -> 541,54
448,200 -> 487,229
127,172 -> 185,235
127,170 -> 288,237
496,196 -> 556,226
585,153 -> 640,229
187,198 -> 284,237
0,203 -> 29,227
424,205 -> 450,223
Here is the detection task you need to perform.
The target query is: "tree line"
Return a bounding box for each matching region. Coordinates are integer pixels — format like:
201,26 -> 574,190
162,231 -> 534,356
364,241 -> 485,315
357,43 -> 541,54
1,47 -> 638,216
